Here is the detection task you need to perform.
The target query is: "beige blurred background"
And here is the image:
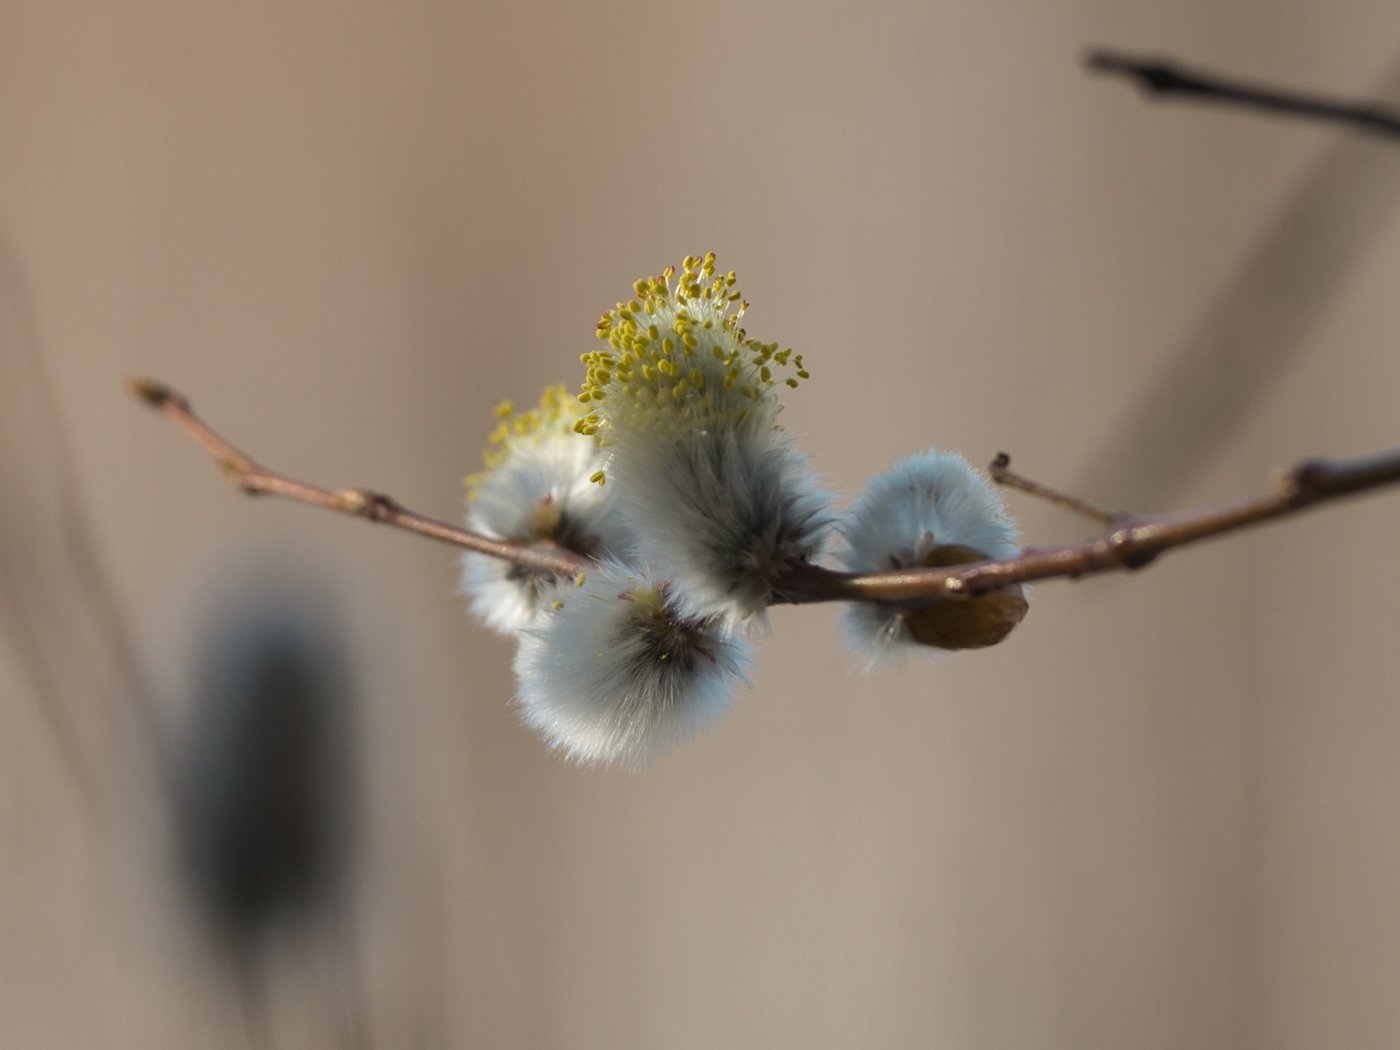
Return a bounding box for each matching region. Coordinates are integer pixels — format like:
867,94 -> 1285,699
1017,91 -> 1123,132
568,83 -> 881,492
5,0 -> 1400,1047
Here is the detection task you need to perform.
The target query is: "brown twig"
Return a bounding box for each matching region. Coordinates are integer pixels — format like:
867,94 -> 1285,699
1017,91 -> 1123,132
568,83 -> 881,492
128,378 -> 590,579
774,448 -> 1400,604
989,452 -> 1123,526
130,378 -> 1400,608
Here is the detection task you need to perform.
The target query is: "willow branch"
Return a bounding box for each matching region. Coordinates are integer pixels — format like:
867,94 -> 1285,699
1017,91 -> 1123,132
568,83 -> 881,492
773,448 -> 1400,604
130,378 -> 1400,609
1087,49 -> 1400,140
128,378 -> 591,578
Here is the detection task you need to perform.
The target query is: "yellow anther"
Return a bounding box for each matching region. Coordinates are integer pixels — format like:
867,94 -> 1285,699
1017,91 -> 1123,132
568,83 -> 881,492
575,572 -> 587,588
577,254 -> 808,437
589,470 -> 606,486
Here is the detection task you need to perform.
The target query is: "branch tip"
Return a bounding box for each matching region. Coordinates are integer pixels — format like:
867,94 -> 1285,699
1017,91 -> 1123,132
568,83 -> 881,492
988,451 -> 1122,525
1083,48 -> 1132,75
128,376 -> 185,410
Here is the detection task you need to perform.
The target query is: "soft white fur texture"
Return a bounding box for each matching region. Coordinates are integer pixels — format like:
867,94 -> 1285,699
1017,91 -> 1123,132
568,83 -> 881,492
513,561 -> 752,767
460,431 -> 630,635
606,413 -> 830,629
838,449 -> 1021,666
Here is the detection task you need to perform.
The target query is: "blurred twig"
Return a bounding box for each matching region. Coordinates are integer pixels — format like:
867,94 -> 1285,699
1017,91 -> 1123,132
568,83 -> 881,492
0,242 -> 166,813
130,377 -> 1400,605
1088,49 -> 1400,138
1080,51 -> 1400,508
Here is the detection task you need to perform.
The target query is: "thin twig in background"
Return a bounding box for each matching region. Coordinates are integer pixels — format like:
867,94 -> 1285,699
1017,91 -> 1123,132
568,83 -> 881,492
129,377 -> 1400,607
1087,49 -> 1400,139
1078,52 -> 1400,509
989,452 -> 1122,526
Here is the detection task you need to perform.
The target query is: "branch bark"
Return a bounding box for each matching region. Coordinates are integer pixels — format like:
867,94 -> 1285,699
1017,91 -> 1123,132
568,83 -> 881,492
128,378 -> 591,579
775,448 -> 1400,603
130,377 -> 1400,608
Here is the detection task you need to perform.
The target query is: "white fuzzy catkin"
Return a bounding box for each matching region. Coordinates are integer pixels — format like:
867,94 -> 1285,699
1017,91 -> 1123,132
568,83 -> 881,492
604,417 -> 829,628
461,386 -> 630,635
839,449 -> 1021,665
575,253 -> 830,626
513,561 -> 752,768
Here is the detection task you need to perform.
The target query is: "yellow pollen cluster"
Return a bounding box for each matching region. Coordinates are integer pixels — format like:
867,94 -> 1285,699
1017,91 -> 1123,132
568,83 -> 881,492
573,253 -> 809,447
465,384 -> 582,499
